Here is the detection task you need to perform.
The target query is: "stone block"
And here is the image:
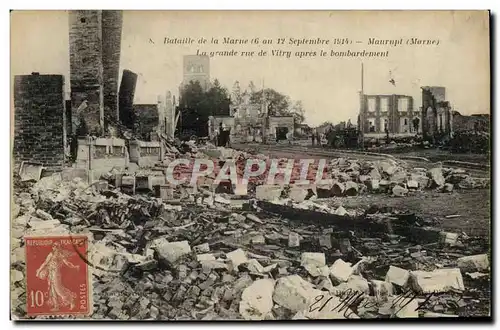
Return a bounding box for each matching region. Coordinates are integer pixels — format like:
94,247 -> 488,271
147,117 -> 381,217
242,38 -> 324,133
239,279 -> 275,320
272,275 -> 322,313
457,254 -> 489,272
300,252 -> 327,277
329,259 -> 353,283
385,266 -> 410,287
410,268 -> 464,293
154,240 -> 191,263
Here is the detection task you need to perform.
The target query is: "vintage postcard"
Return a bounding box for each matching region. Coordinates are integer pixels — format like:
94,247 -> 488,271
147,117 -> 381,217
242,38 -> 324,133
11,10 -> 491,321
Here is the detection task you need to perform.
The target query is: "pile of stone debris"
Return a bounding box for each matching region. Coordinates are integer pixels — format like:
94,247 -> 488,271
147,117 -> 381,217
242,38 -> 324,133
208,146 -> 489,200
11,168 -> 490,320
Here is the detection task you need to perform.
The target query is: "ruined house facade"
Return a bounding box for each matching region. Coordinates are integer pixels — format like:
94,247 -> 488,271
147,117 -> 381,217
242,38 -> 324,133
421,86 -> 453,139
360,94 -> 419,136
69,10 -> 123,135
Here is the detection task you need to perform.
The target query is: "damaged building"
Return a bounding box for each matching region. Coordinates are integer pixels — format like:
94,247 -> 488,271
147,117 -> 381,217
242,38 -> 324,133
360,93 -> 419,137
69,10 -> 123,135
421,86 -> 453,140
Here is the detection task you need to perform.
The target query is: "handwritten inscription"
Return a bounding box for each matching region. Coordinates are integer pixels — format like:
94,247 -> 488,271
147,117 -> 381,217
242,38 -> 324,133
307,288 -> 464,318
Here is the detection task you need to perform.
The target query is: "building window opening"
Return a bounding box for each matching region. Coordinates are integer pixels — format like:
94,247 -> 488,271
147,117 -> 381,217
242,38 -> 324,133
276,127 -> 288,141
80,18 -> 86,23
369,120 -> 375,133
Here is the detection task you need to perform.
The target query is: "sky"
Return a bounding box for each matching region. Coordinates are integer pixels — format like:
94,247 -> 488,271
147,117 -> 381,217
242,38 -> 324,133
11,10 -> 490,126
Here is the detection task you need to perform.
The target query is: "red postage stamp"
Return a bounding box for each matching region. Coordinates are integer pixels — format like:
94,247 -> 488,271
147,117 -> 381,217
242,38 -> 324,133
24,235 -> 92,317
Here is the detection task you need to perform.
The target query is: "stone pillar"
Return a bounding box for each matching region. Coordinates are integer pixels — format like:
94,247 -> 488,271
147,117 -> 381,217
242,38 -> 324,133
69,10 -> 104,136
13,74 -> 66,169
102,10 -> 123,131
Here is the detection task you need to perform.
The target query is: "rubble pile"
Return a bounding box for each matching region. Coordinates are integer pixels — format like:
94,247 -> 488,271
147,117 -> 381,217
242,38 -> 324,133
11,171 -> 490,319
211,147 -> 489,198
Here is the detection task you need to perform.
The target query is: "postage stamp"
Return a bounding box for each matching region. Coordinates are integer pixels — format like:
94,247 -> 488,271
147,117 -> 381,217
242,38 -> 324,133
24,234 -> 92,317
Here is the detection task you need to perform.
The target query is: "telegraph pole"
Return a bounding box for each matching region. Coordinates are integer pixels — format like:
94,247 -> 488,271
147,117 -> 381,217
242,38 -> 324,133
359,62 -> 365,149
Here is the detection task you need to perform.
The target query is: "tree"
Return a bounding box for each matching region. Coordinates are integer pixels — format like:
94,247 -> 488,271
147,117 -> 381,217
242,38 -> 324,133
290,101 -> 306,125
250,88 -> 290,116
204,79 -> 231,116
231,81 -> 243,105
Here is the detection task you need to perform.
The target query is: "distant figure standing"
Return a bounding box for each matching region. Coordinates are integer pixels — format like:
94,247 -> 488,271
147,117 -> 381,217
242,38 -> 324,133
311,132 -> 316,146
316,132 -> 321,147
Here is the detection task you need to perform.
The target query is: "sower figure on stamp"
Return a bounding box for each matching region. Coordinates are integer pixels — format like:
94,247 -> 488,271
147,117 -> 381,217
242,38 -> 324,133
36,242 -> 80,311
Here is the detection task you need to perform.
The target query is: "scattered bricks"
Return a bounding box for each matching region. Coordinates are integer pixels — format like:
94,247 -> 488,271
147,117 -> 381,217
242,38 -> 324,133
154,240 -> 191,263
457,254 -> 489,272
266,232 -> 282,245
239,279 -> 275,320
370,280 -> 394,302
344,181 -> 358,196
201,260 -> 228,272
289,186 -> 308,202
385,266 -> 410,287
226,248 -> 248,269
230,213 -> 246,222
329,259 -> 353,283
288,232 -> 301,247
331,182 -> 345,196
428,168 -> 445,188
139,296 -> 151,310
150,305 -> 159,319
410,268 -> 465,293
406,180 -> 419,189
193,243 -> 210,254
35,209 -> 53,221
246,214 -> 263,224
251,234 -> 266,245
197,254 -> 216,262
367,179 -> 380,191
272,275 -> 322,313
392,185 -> 408,197
319,234 -> 332,249
440,232 -> 459,245
334,206 -> 347,216
442,183 -> 454,193
300,252 -> 327,277
255,184 -> 282,201
247,259 -> 265,273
